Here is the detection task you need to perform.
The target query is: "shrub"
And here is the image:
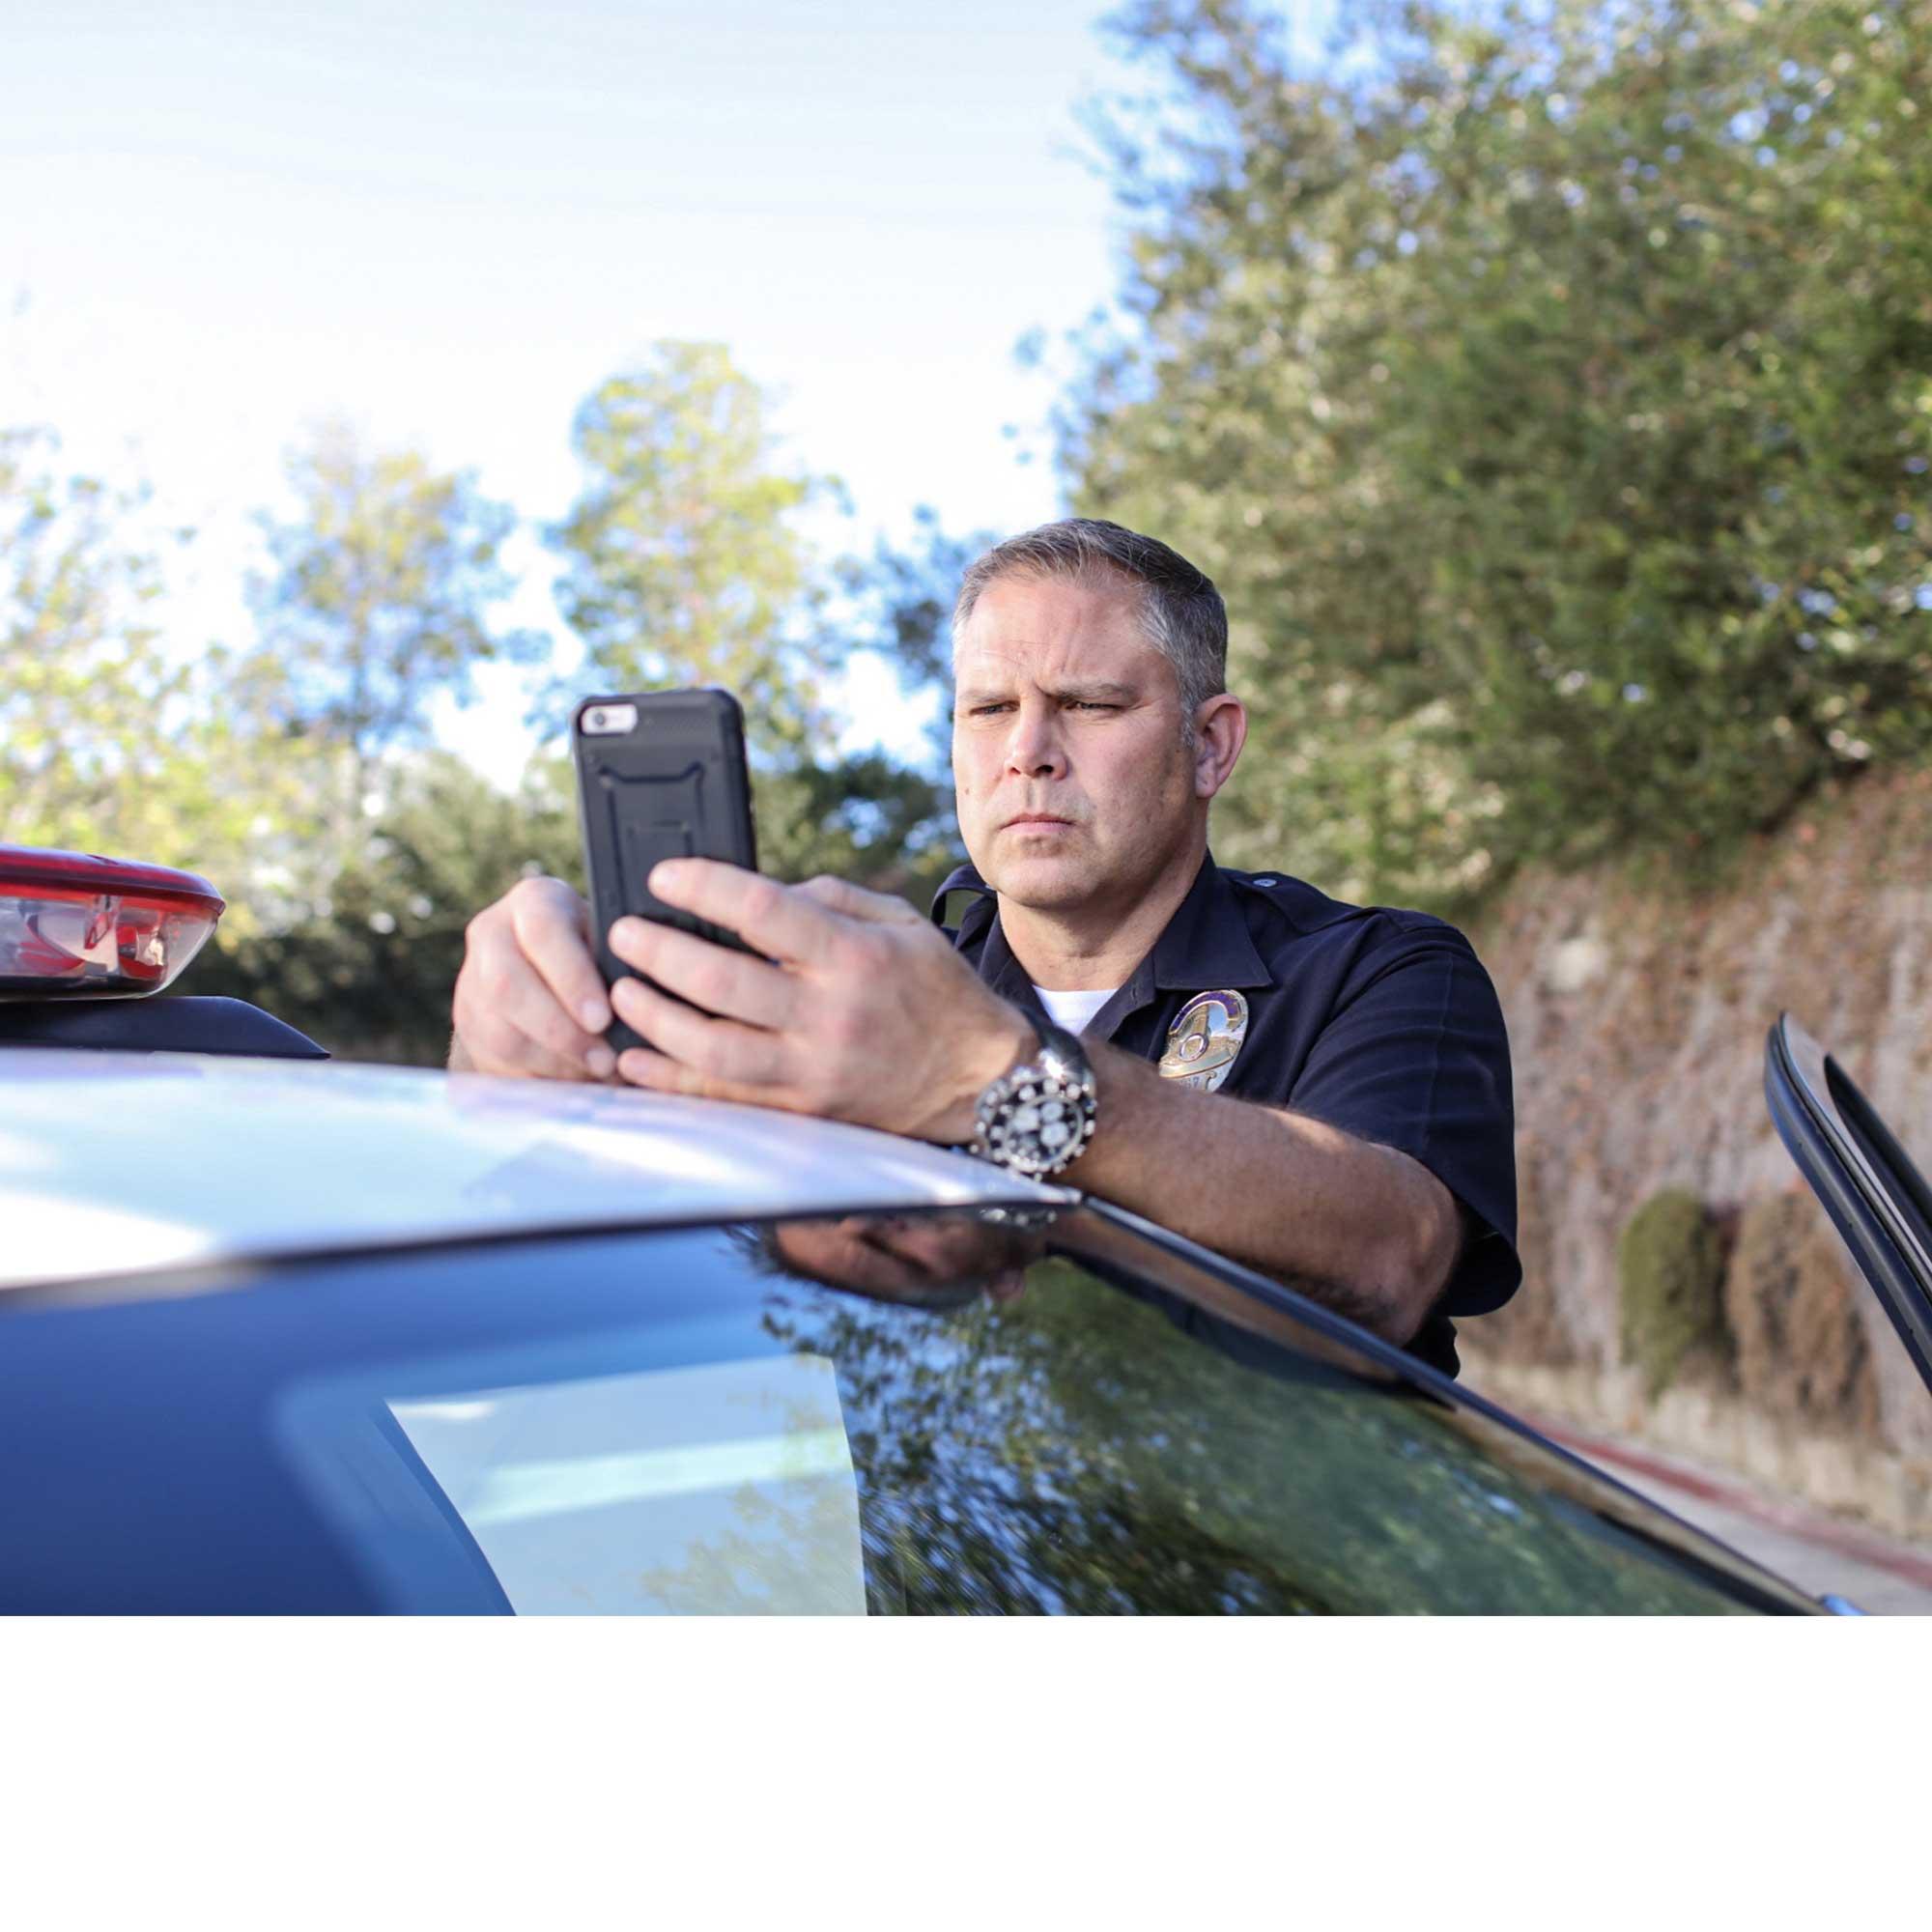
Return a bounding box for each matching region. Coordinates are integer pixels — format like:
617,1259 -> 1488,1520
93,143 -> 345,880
1723,1192 -> 1880,1436
1617,1189 -> 1727,1398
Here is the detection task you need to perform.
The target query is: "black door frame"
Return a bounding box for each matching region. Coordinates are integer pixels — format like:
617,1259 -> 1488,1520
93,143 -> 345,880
1766,1011 -> 1932,1397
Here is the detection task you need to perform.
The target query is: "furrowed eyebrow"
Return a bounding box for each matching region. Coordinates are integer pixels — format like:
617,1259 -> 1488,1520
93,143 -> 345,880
954,680 -> 1144,711
1049,681 -> 1138,704
955,679 -> 1142,708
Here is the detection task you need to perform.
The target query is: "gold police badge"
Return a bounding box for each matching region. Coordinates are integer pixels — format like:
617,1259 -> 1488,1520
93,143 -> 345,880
1158,990 -> 1249,1093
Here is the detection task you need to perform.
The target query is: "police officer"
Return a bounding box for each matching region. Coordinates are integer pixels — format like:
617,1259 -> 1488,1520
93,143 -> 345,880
450,518 -> 1518,1376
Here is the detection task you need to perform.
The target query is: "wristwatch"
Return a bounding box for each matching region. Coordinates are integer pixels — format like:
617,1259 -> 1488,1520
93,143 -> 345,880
971,1020 -> 1098,1179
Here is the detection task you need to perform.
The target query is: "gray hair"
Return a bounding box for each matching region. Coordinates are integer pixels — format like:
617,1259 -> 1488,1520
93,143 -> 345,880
952,518 -> 1229,720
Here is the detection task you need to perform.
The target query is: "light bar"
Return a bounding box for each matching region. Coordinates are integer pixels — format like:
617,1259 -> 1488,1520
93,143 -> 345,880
0,845 -> 225,1001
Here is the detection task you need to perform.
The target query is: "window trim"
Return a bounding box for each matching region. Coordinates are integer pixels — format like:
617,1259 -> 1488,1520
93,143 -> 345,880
1766,1011 -> 1932,1399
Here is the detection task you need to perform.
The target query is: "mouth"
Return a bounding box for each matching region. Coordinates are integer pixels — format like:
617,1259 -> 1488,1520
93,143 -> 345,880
1001,814 -> 1075,832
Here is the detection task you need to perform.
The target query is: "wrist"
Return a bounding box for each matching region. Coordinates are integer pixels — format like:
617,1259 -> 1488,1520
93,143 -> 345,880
925,1006 -> 1037,1144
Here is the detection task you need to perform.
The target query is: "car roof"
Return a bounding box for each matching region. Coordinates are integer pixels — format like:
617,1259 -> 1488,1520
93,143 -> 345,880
0,1049 -> 1064,1293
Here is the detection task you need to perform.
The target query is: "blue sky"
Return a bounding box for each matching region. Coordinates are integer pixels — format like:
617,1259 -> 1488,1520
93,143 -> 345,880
5,1 -> 1335,775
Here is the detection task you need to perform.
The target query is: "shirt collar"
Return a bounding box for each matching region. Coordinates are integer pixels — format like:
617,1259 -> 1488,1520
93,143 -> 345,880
930,851 -> 1271,994
930,862 -> 998,953
1151,851 -> 1272,992
931,861 -> 989,923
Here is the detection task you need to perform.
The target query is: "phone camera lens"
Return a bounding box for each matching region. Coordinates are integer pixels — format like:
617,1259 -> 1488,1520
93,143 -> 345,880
586,708 -> 607,730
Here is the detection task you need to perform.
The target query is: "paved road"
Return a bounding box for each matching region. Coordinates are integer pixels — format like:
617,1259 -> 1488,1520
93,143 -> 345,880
1529,1417 -> 1932,1616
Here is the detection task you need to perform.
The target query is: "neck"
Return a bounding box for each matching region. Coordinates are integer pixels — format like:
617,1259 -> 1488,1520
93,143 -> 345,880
996,834 -> 1208,992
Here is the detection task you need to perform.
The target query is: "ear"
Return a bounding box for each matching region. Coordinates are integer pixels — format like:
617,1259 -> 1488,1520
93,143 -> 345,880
1191,693 -> 1247,801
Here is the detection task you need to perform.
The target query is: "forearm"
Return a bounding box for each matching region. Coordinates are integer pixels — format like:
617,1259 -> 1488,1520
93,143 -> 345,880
1068,1041 -> 1461,1344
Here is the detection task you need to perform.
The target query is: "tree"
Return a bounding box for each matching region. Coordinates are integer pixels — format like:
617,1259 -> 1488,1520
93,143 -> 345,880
191,752 -> 582,1063
773,505 -> 1006,904
753,752 -> 957,909
834,503 -> 998,768
1062,0 -> 1932,909
1,425 -> 185,845
550,342 -> 838,760
689,1243 -> 1735,1614
551,346 -> 967,896
247,422 -> 545,835
0,425 -> 308,920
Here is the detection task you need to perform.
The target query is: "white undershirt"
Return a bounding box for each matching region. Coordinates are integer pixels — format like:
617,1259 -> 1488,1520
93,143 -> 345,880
1031,984 -> 1121,1036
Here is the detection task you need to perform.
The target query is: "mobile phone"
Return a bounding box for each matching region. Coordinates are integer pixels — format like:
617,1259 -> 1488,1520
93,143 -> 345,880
572,689 -> 758,1054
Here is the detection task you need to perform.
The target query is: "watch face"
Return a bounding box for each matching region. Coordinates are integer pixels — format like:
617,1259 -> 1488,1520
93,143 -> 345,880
1013,1085 -> 1075,1159
980,1065 -> 1095,1176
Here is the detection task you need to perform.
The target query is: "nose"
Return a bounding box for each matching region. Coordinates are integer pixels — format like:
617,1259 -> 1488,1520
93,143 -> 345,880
1004,699 -> 1065,781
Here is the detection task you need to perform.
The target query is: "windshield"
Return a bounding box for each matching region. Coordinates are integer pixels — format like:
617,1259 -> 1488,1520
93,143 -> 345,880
252,1208 -> 1794,1614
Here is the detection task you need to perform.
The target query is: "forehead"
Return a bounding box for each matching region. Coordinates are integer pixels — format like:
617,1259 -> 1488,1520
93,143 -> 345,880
954,573 -> 1172,688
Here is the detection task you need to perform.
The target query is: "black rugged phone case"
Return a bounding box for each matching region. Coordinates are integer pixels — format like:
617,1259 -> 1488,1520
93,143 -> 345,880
572,689 -> 759,1055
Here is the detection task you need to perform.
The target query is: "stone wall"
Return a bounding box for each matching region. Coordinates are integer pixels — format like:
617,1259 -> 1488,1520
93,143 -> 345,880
1458,769 -> 1932,1539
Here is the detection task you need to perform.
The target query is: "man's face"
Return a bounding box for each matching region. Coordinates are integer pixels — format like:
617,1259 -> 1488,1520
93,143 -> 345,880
952,574 -> 1200,915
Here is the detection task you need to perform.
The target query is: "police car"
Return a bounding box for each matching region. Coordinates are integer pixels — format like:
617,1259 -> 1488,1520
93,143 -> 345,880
0,843 -> 1863,1613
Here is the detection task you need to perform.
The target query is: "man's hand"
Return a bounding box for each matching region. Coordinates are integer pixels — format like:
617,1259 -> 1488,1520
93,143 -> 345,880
606,860 -> 1035,1142
450,876 -> 617,1081
768,1215 -> 1038,1305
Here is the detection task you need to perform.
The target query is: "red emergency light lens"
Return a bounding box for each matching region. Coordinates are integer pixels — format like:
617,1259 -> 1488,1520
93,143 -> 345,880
0,845 -> 225,1000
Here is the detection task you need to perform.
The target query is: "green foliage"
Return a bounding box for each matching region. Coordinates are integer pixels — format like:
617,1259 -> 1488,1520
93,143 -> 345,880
1,426 -> 186,846
835,504 -> 995,763
247,421 -> 544,811
550,342 -> 838,759
1617,1185 -> 1727,1396
1723,1190 -> 1878,1432
1065,0 -> 1932,909
191,753 -> 582,1063
753,753 -> 957,908
8,356 -> 970,1054
551,345 -> 961,904
709,1246 -> 1750,1614
1,427 -> 160,806
0,427 -> 319,928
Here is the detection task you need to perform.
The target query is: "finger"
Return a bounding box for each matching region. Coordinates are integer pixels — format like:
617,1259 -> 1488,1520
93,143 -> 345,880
455,1003 -> 602,1082
645,860 -> 841,965
613,1041 -> 788,1110
794,874 -> 921,925
861,1226 -> 946,1280
460,941 -> 611,1075
607,917 -> 796,1028
611,975 -> 792,1088
509,880 -> 613,1035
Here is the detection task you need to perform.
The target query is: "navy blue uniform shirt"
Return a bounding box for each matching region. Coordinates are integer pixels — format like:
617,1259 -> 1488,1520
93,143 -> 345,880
931,853 -> 1520,1378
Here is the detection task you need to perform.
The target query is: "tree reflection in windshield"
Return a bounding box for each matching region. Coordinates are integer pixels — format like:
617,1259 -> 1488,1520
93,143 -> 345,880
651,1213 -> 1771,1616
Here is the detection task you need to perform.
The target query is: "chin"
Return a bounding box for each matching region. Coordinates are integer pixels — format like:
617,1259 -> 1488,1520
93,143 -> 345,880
984,852 -> 1098,910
